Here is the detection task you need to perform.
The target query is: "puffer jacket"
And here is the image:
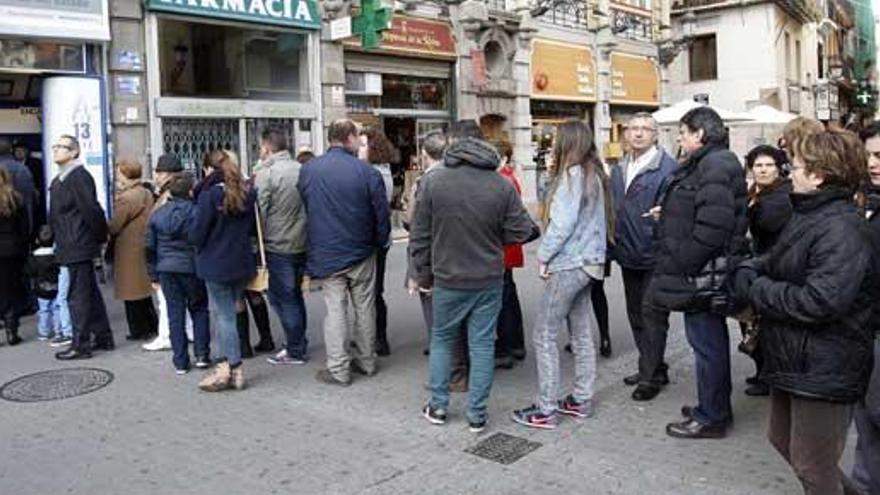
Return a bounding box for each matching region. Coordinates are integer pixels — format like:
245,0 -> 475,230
649,144 -> 749,311
748,178 -> 793,255
145,197 -> 198,281
749,187 -> 876,403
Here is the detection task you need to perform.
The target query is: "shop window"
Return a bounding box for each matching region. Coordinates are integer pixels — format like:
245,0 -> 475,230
0,40 -> 85,73
688,34 -> 717,81
158,18 -> 310,101
380,75 -> 448,111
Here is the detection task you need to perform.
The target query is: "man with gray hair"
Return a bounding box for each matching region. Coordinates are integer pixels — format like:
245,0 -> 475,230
609,112 -> 677,401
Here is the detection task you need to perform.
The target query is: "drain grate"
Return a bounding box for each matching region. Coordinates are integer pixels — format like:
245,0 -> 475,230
465,432 -> 542,465
0,368 -> 114,403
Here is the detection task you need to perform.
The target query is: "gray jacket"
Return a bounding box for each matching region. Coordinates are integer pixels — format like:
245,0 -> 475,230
410,138 -> 539,290
254,150 -> 307,255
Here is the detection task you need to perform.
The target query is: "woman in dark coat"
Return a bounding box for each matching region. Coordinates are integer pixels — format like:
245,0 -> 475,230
741,145 -> 793,396
736,130 -> 876,494
0,168 -> 29,345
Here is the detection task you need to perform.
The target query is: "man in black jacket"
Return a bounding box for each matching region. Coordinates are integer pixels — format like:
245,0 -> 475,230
647,107 -> 748,439
852,122 -> 880,494
411,121 -> 538,433
48,135 -> 113,360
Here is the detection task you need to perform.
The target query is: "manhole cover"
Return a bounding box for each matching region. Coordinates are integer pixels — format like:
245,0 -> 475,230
465,432 -> 542,465
0,368 -> 114,403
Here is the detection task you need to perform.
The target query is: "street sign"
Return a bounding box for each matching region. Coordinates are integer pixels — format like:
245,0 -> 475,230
352,0 -> 392,49
330,16 -> 352,40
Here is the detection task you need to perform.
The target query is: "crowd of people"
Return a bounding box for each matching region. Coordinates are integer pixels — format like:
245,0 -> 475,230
0,107 -> 879,493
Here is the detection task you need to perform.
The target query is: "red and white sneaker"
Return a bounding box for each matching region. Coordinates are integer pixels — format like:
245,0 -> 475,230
557,395 -> 593,419
511,405 -> 558,430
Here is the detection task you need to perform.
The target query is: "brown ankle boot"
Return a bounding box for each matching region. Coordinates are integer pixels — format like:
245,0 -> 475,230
230,365 -> 246,390
198,362 -> 232,392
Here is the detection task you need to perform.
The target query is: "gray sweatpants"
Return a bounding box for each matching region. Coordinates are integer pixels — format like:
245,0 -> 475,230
534,268 -> 596,415
320,254 -> 377,382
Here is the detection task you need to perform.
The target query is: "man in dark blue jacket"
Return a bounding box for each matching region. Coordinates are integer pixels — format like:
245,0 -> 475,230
610,113 -> 677,401
298,119 -> 391,386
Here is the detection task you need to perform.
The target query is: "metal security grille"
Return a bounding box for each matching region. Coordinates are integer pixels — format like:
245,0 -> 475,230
162,118 -> 240,173
465,432 -> 542,465
245,118 -> 297,173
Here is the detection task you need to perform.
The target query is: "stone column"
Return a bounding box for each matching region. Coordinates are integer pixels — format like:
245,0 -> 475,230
320,38 -> 346,151
108,0 -> 150,172
512,12 -> 536,205
594,36 -> 614,156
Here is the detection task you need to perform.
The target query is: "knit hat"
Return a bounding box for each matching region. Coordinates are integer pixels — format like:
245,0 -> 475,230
156,154 -> 183,173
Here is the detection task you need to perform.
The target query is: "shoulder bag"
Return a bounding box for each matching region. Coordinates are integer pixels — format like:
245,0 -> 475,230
247,206 -> 269,292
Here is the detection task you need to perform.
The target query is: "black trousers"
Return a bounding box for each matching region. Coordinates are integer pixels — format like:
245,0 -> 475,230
591,278 -> 609,341
124,297 -> 158,339
375,247 -> 389,345
0,256 -> 24,327
496,269 -> 525,357
621,267 -> 670,384
67,260 -> 113,350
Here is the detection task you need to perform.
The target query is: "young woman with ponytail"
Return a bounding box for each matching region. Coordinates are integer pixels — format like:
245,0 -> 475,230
189,150 -> 257,392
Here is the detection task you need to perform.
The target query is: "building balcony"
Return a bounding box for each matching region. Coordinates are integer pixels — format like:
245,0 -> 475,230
671,0 -> 820,22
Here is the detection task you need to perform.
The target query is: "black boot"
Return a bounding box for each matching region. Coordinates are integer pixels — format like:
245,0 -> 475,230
236,310 -> 254,359
250,297 -> 275,353
375,325 -> 390,357
4,311 -> 21,346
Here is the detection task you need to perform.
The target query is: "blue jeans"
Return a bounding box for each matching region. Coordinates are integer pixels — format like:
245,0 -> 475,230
205,280 -> 246,367
684,311 -> 732,425
56,266 -> 72,337
428,286 -> 503,424
265,251 -> 308,359
160,273 -> 211,370
37,297 -> 59,337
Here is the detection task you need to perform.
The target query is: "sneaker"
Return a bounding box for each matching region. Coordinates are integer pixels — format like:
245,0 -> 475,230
468,419 -> 488,433
37,334 -> 50,341
557,395 -> 593,419
230,365 -> 246,390
198,362 -> 232,392
175,368 -> 189,375
422,404 -> 447,425
511,405 -> 558,430
315,369 -> 351,387
194,356 -> 212,369
142,337 -> 171,352
50,335 -> 73,348
267,349 -> 306,366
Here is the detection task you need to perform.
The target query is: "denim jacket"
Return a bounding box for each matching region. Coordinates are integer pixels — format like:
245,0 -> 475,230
538,165 -> 606,273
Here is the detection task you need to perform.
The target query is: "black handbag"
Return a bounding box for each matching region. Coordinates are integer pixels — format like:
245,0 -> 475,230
688,254 -> 740,314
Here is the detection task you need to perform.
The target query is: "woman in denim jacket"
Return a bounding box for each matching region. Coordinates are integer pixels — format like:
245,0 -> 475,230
512,120 -> 612,429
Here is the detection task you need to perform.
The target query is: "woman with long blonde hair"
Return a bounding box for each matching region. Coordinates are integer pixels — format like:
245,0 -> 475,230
189,149 -> 257,391
0,168 -> 29,345
512,120 -> 610,429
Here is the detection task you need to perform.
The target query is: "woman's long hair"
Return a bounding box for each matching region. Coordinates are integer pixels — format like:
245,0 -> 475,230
0,168 -> 21,218
545,120 -> 615,241
207,149 -> 247,215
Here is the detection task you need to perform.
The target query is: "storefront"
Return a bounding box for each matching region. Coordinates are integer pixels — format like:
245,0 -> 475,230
529,38 -> 596,208
607,52 -> 660,162
143,0 -> 321,173
0,0 -> 111,217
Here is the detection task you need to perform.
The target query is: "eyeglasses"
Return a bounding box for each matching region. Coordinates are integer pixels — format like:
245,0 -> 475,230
52,144 -> 72,151
628,126 -> 657,134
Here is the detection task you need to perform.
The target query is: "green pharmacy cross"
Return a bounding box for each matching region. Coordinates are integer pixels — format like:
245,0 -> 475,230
352,0 -> 392,49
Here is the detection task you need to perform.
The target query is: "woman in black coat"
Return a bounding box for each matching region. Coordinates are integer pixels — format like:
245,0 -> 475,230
0,168 -> 30,345
736,130 -> 876,494
741,145 -> 793,396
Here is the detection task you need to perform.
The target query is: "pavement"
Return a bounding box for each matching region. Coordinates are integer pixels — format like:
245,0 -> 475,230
0,242 -> 856,494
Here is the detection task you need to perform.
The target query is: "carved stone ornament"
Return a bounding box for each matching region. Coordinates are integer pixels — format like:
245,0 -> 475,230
322,0 -> 353,21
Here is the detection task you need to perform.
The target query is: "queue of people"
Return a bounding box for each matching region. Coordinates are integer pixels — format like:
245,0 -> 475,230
1,108 -> 879,495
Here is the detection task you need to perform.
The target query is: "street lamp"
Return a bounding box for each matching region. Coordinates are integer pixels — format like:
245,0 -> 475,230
656,10 -> 696,67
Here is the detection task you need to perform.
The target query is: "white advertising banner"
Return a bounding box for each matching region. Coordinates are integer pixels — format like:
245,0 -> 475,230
0,0 -> 110,41
42,76 -> 109,214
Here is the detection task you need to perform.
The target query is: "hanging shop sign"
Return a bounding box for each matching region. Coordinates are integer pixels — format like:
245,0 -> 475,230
42,77 -> 110,213
531,39 -> 596,102
344,15 -> 456,59
610,52 -> 659,106
0,0 -> 110,41
145,0 -> 320,29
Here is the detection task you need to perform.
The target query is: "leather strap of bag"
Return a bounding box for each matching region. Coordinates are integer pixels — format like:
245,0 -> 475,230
254,206 -> 266,268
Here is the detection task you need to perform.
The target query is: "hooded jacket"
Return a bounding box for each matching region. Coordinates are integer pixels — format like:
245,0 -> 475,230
145,197 -> 198,280
749,187 -> 876,403
409,138 -> 539,290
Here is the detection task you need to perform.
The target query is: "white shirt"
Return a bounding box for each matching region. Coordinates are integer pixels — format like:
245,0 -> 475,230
625,146 -> 659,192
